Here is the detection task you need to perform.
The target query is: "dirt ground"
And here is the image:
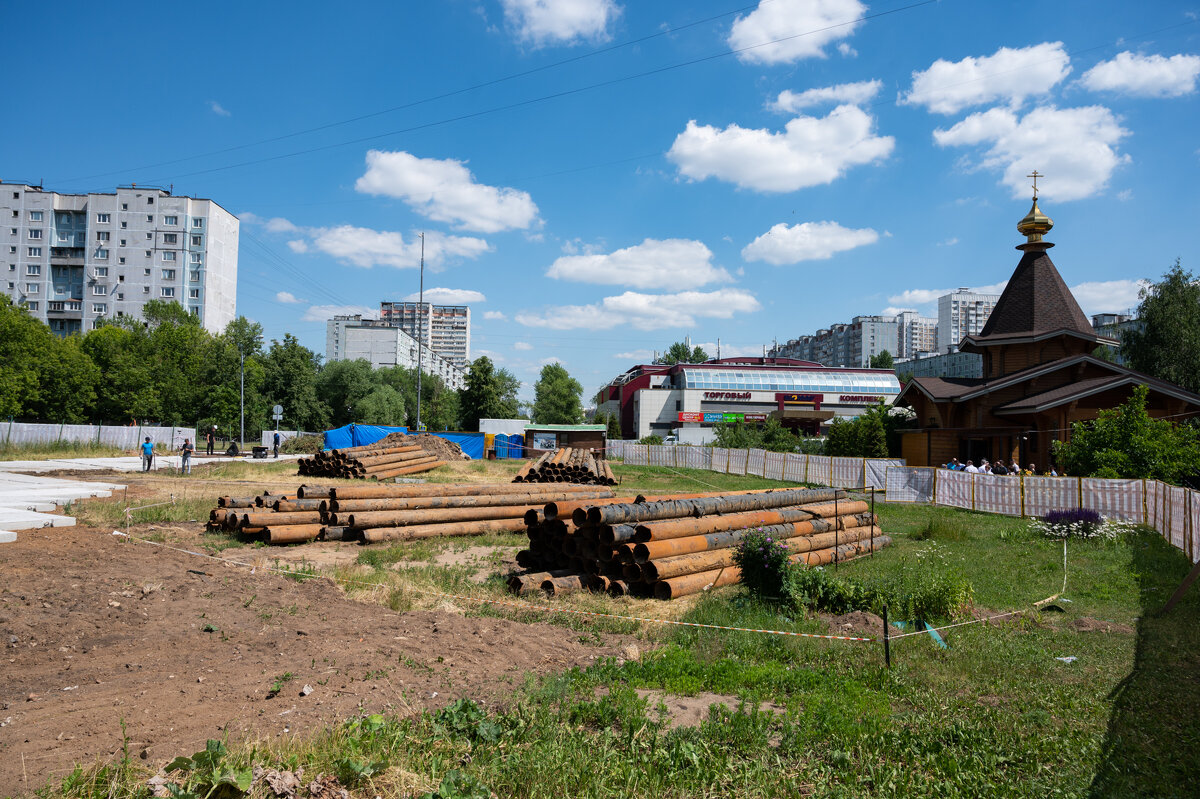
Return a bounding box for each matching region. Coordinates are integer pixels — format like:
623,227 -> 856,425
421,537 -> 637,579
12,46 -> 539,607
0,524 -> 632,793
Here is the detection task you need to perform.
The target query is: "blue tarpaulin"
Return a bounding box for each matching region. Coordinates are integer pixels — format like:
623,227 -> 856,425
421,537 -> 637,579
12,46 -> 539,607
323,424 -> 407,450
322,424 -> 485,459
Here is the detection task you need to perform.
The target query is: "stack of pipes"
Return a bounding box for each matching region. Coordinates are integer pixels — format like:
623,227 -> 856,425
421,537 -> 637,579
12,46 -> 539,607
512,487 -> 890,600
513,448 -> 615,486
297,443 -> 445,480
206,483 -> 618,546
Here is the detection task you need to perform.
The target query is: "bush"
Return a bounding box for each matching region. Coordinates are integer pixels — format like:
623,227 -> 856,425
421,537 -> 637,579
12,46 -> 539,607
1029,507 -> 1138,540
731,529 -> 792,599
638,435 -> 663,446
281,434 -> 323,454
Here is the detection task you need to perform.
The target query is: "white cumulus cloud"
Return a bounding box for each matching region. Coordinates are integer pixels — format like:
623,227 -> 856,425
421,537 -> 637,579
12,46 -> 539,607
501,0 -> 620,47
546,238 -> 729,289
934,105 -> 1130,201
514,341 -> 534,351
668,105 -> 893,192
355,150 -> 540,233
1070,279 -> 1147,315
770,79 -> 882,112
902,42 -> 1071,114
401,287 -> 487,305
209,100 -> 231,117
742,221 -> 879,265
483,310 -> 508,321
1080,51 -> 1200,97
301,304 -> 376,322
614,349 -> 654,360
728,0 -> 866,65
308,226 -> 490,269
516,288 -> 761,331
275,291 -> 306,304
286,240 -> 308,253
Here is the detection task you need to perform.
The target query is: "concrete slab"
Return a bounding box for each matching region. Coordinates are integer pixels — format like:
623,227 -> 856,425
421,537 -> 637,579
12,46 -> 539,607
0,454 -> 300,474
0,531 -> 16,543
0,508 -> 76,529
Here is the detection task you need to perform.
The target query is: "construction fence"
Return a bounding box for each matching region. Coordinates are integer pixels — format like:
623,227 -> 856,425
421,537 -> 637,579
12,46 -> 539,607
608,441 -> 903,491
1,421 -> 196,451
886,467 -> 1200,563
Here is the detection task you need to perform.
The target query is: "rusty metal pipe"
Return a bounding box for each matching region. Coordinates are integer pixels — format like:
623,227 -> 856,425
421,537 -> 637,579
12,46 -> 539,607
217,496 -> 257,508
542,574 -> 585,596
507,569 -> 576,594
359,516 -> 529,542
633,501 -> 870,543
296,485 -> 332,499
240,511 -> 323,528
274,499 -> 323,512
654,565 -> 741,600
586,487 -> 845,526
265,524 -> 325,544
335,489 -> 613,514
635,511 -> 876,559
370,460 -> 446,479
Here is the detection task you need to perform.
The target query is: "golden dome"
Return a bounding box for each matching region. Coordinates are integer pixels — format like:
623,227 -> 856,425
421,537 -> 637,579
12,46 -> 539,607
1017,197 -> 1053,243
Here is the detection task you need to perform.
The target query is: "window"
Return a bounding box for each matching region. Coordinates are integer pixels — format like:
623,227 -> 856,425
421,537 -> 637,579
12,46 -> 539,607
10,210 -> 16,217
146,233 -> 152,239
145,250 -> 151,257
143,286 -> 150,294
120,221 -> 127,229
192,218 -> 204,229
146,215 -> 153,222
144,268 -> 151,276
8,229 -> 14,235
96,231 -> 110,241
92,303 -> 107,314
160,287 -> 175,298
92,285 -> 107,296
28,229 -> 41,239
97,213 -> 110,223
118,274 -> 124,281
147,196 -> 154,205
188,288 -> 200,299
163,233 -> 177,244
161,269 -> 176,280
116,293 -> 124,300
164,215 -> 177,225
29,211 -> 43,221
190,235 -> 202,246
26,283 -> 40,293
11,192 -> 18,199
7,263 -> 13,270
190,253 -> 202,264
27,247 -> 41,257
119,238 -> 126,246
162,251 -> 176,261
8,246 -> 15,254
189,270 -> 201,282
118,257 -> 126,264
190,306 -> 201,316
26,264 -> 40,275
95,248 -> 109,259
94,267 -> 108,276
26,301 -> 38,311
121,203 -> 128,210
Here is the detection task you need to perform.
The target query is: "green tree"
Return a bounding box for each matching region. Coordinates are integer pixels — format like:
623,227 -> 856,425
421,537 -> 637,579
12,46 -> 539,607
81,324 -> 162,423
262,334 -> 329,431
531,363 -> 583,424
655,340 -> 710,365
459,356 -> 518,431
824,418 -> 860,457
869,350 -> 894,370
355,385 -> 407,425
315,359 -> 380,428
603,411 -> 623,440
1053,384 -> 1200,483
32,334 -> 99,424
0,297 -> 53,418
1123,259 -> 1200,393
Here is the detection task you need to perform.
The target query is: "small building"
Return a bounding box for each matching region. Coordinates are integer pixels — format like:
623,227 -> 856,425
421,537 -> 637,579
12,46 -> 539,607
523,424 -> 607,456
896,195 -> 1200,468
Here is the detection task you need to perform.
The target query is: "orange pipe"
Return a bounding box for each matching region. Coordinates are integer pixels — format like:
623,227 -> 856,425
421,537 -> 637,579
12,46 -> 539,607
265,524 -> 325,544
634,500 -> 870,542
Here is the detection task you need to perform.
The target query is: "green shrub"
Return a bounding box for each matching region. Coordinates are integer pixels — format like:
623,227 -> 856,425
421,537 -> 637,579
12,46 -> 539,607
731,528 -> 792,599
281,434 -> 323,454
638,435 -> 663,445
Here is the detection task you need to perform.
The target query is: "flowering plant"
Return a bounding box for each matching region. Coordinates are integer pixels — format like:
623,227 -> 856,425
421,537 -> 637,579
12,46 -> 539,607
1030,507 -> 1138,540
733,528 -> 792,599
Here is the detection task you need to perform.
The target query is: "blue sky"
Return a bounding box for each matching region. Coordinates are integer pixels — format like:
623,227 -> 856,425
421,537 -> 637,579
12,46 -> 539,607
6,0 -> 1200,401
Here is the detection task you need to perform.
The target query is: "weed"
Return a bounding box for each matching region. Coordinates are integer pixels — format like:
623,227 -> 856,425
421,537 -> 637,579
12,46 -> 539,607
267,672 -> 294,697
164,739 -> 252,799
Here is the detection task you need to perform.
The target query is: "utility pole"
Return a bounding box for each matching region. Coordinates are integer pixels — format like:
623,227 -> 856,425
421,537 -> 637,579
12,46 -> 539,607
416,232 -> 424,431
239,350 -> 245,450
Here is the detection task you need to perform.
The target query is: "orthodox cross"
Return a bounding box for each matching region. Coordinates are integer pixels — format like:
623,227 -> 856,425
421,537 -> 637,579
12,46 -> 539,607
1027,170 -> 1042,198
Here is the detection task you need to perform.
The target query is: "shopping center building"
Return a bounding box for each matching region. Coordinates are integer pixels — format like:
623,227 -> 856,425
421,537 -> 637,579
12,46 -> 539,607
597,357 -> 901,442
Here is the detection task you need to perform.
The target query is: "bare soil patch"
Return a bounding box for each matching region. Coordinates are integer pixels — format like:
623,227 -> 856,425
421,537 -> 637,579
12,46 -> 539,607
1069,616 -> 1135,634
0,525 -> 630,793
822,611 -> 885,639
635,690 -> 786,730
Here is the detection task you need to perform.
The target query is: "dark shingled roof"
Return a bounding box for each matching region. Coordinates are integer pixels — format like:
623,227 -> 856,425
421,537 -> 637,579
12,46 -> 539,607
973,247 -> 1097,342
992,375 -> 1127,414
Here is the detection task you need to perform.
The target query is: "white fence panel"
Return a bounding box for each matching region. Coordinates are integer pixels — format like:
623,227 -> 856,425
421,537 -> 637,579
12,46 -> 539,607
4,423 -> 60,445
98,427 -> 141,449
1023,476 -> 1079,519
645,445 -> 672,467
885,467 -> 935,503
864,459 -> 901,490
973,474 -> 1023,516
259,430 -> 312,447
710,448 -> 729,474
727,448 -> 748,476
624,444 -> 648,466
831,457 -> 864,489
675,446 -> 708,470
1146,480 -> 1163,529
807,456 -> 832,486
1082,477 -> 1144,523
763,451 -> 787,481
1168,486 -> 1189,552
746,449 -> 766,477
935,469 -> 973,510
783,453 -> 807,483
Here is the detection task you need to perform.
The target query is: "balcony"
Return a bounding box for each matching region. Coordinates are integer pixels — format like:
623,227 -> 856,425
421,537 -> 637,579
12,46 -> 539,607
46,300 -> 83,316
50,247 -> 86,266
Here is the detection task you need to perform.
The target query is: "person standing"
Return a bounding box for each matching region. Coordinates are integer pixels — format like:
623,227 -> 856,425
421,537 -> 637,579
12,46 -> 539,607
205,426 -> 216,456
179,438 -> 194,475
273,431 -> 281,459
141,436 -> 155,472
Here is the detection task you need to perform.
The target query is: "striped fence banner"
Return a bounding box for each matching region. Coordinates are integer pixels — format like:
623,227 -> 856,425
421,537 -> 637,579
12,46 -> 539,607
726,448 -> 748,476
885,466 -> 935,503
1022,476 -> 1080,519
783,453 -> 807,483
935,469 -> 973,510
972,474 -> 1023,516
831,456 -> 865,488
710,448 -> 729,474
1082,478 -> 1144,523
746,448 -> 767,477
763,451 -> 787,481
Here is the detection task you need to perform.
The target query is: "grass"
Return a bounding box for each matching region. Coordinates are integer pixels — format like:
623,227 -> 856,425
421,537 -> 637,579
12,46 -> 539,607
0,440 -> 133,460
34,463 -> 1200,797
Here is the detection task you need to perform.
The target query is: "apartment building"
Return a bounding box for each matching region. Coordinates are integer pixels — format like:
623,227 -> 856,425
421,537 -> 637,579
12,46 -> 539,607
770,315 -> 903,367
1,183 -> 237,334
379,302 -> 471,370
937,287 -> 999,353
326,314 -> 466,390
895,310 -> 938,358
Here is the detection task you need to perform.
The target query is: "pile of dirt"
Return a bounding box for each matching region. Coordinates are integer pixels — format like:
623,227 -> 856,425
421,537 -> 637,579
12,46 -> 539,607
371,432 -> 469,461
0,525 -> 632,791
1069,616 -> 1135,634
823,610 -> 885,638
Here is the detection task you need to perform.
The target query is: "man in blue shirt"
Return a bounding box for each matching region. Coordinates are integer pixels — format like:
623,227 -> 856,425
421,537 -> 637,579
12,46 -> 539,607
141,437 -> 154,472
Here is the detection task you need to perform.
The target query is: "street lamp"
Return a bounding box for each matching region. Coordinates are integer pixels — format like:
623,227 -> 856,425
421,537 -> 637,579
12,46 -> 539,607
416,232 -> 425,432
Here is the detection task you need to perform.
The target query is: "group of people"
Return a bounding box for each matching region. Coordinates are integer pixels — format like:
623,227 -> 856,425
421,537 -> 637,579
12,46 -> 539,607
943,458 -> 1057,477
138,427 -> 281,474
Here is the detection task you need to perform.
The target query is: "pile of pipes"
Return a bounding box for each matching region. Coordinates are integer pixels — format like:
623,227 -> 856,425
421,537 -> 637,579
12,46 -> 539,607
514,448 -> 615,486
512,487 -> 890,600
297,443 -> 444,480
206,483 -> 618,545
